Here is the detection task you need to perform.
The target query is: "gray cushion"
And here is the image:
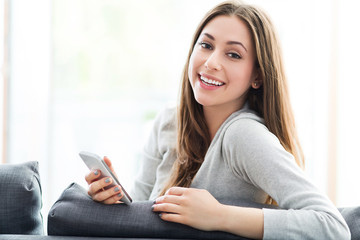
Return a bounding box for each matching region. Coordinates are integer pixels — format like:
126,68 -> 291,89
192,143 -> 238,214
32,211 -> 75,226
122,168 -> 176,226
0,161 -> 43,234
48,183 -> 260,239
339,206 -> 360,240
0,235 -> 177,240
48,183 -> 359,239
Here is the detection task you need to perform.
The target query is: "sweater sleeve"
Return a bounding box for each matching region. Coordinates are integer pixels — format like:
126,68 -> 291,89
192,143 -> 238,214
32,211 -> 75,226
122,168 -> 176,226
131,107 -> 177,201
131,113 -> 162,201
222,118 -> 350,240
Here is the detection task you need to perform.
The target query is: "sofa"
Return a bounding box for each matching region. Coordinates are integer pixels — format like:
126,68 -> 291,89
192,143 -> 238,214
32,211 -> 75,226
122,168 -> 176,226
0,161 -> 359,240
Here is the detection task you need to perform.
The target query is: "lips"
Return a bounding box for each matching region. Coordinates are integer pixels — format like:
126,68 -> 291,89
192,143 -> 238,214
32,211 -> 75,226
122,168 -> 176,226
199,74 -> 225,87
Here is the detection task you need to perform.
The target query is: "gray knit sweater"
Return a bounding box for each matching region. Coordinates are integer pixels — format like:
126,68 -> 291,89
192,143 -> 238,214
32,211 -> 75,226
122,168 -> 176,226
132,105 -> 350,239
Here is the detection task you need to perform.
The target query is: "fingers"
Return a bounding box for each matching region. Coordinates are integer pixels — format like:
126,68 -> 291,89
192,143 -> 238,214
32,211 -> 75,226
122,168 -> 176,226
152,193 -> 186,225
92,184 -> 124,204
153,193 -> 185,214
152,202 -> 182,214
102,191 -> 124,204
84,156 -> 122,204
87,177 -> 124,204
155,194 -> 184,205
152,187 -> 189,212
153,188 -> 222,231
158,213 -> 185,224
165,186 -> 187,196
85,169 -> 101,184
87,176 -> 112,196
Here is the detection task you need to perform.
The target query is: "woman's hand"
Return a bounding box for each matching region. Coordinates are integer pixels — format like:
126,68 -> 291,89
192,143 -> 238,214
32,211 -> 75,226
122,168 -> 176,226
85,156 -> 124,204
152,187 -> 225,231
152,187 -> 264,239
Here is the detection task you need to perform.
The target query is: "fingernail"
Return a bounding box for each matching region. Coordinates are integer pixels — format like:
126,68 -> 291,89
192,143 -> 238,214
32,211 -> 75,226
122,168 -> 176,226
117,193 -> 122,197
105,178 -> 111,183
114,187 -> 120,192
94,170 -> 99,175
159,213 -> 162,218
151,205 -> 155,211
153,200 -> 156,204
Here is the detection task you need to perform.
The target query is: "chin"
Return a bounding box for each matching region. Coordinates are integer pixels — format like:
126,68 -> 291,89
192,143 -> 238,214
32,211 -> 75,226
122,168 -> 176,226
194,98 -> 214,108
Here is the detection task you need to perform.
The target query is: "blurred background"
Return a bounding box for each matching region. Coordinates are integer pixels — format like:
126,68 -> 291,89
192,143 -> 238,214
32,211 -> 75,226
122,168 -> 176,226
1,0 -> 359,229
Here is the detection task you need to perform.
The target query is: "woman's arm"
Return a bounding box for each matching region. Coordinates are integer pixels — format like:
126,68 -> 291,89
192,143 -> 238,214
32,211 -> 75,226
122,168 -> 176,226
153,187 -> 264,240
221,204 -> 264,239
132,107 -> 177,201
154,116 -> 350,239
222,117 -> 351,239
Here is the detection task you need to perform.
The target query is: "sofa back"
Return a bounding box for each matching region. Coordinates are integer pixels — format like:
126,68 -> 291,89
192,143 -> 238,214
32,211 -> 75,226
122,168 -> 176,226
0,161 -> 43,234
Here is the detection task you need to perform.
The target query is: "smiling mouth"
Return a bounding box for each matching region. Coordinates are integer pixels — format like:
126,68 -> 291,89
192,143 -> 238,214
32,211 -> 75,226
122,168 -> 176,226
199,75 -> 225,86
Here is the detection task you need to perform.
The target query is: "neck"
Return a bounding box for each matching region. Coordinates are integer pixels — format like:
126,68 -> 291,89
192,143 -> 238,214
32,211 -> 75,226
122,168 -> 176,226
203,102 -> 246,140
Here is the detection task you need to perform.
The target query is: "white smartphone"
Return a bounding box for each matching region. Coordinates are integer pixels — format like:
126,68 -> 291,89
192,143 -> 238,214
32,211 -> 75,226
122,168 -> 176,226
79,151 -> 132,205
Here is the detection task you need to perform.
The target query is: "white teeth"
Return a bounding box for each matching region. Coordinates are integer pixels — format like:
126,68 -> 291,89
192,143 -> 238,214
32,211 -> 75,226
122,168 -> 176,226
200,75 -> 224,86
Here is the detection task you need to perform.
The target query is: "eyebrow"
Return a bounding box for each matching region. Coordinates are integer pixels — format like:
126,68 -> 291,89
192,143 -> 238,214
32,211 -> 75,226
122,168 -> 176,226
202,33 -> 248,52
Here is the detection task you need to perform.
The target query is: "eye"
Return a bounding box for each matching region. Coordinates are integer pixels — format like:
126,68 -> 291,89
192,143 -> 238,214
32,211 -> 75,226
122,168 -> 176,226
227,52 -> 242,59
198,41 -> 213,50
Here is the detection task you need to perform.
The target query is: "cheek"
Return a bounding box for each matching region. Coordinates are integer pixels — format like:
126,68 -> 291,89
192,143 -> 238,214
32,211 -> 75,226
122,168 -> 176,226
188,54 -> 196,83
232,64 -> 256,83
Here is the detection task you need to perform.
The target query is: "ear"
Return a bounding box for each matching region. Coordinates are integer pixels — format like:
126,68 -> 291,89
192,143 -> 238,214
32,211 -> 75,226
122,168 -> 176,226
251,68 -> 263,89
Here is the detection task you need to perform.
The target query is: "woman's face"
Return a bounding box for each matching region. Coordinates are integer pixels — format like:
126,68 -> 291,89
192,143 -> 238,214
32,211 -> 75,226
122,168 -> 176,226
188,15 -> 259,113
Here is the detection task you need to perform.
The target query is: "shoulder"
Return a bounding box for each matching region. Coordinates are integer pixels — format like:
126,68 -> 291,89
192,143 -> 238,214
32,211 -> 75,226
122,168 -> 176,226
149,106 -> 177,155
222,110 -> 277,147
221,110 -> 291,170
153,106 -> 177,132
220,110 -> 298,188
154,107 -> 176,127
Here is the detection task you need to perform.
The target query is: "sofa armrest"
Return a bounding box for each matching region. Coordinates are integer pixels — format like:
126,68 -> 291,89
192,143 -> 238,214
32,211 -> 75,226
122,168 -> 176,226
48,183 -> 256,239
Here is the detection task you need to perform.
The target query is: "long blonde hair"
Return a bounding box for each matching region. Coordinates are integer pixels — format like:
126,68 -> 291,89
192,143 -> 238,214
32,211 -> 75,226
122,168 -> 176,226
160,1 -> 304,199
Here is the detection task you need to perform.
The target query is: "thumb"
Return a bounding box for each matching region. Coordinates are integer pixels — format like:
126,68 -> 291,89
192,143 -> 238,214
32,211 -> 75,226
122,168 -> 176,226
103,156 -> 118,178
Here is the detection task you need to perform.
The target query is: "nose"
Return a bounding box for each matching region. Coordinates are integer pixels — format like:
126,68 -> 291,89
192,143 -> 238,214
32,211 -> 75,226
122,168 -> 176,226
204,51 -> 222,71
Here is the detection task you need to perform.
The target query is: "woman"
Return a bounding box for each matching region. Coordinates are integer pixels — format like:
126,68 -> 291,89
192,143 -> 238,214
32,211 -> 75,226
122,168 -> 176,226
85,1 -> 350,239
